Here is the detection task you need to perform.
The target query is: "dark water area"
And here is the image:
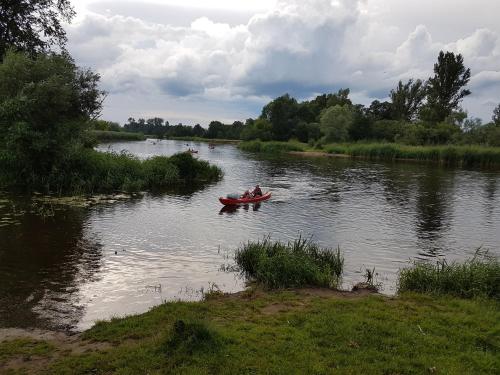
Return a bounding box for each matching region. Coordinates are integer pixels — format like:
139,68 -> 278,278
1,140 -> 499,331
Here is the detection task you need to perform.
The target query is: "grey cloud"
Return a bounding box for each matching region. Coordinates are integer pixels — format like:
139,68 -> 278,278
66,0 -> 500,122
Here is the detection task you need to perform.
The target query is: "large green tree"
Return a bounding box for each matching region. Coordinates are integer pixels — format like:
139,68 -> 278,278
492,103 -> 500,126
390,79 -> 426,121
0,51 -> 104,184
0,0 -> 75,60
319,105 -> 354,142
260,94 -> 299,141
423,51 -> 471,122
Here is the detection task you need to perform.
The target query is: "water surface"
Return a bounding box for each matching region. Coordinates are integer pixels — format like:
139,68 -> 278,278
1,140 -> 499,330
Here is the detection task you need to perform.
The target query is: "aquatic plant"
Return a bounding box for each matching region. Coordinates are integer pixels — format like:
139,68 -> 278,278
398,250 -> 500,299
235,236 -> 344,289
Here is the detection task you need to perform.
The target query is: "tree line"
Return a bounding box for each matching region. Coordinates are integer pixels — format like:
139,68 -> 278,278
117,51 -> 500,146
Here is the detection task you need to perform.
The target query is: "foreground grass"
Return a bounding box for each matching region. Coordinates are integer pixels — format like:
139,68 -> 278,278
1,290 -> 498,374
0,151 -> 223,194
398,253 -> 500,300
89,130 -> 146,141
235,237 -> 344,288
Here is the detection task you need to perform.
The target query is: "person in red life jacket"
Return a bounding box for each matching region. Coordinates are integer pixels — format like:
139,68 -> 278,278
252,185 -> 262,197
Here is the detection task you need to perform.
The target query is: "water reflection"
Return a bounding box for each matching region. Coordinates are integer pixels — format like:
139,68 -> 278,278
0,200 -> 102,330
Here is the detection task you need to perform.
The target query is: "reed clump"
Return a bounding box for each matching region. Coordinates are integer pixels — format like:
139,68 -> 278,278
398,251 -> 500,299
235,237 -> 344,289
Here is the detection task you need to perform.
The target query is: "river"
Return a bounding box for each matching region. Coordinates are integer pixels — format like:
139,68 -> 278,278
1,140 -> 499,331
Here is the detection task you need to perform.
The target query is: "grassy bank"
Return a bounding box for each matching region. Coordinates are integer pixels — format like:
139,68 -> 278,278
324,143 -> 500,167
238,140 -> 307,153
239,140 -> 500,167
1,291 -> 498,374
0,151 -> 222,195
170,136 -> 240,144
1,242 -> 498,373
89,130 -> 146,141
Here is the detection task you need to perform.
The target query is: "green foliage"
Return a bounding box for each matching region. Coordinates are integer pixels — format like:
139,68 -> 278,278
0,0 -> 75,60
371,120 -> 406,142
240,118 -> 273,141
234,237 -> 344,288
89,119 -> 121,131
164,320 -> 224,356
260,94 -> 300,141
0,148 -> 222,194
398,252 -> 500,299
390,79 -> 426,121
0,51 -> 105,190
25,289 -> 499,374
320,104 -> 354,142
423,51 -> 471,122
493,103 -> 500,126
238,140 -> 306,153
90,130 -> 145,141
324,143 -> 500,167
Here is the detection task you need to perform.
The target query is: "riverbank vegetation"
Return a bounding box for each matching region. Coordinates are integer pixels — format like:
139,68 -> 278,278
235,237 -> 344,288
90,130 -> 146,141
0,49 -> 220,194
398,251 -> 500,299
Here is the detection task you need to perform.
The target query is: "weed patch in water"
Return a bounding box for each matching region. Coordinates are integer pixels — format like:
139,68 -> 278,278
235,236 -> 344,289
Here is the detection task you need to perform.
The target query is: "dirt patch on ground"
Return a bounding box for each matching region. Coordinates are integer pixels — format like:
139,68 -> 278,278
0,328 -> 112,373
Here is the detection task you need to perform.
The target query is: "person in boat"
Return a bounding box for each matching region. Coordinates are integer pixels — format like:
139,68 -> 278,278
251,185 -> 263,197
241,190 -> 252,199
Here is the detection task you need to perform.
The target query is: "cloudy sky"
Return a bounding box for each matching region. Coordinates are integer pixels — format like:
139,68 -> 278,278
66,0 -> 500,125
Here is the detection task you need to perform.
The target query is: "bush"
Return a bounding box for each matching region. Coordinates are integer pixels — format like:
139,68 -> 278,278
235,237 -> 344,289
0,149 -> 222,194
398,252 -> 500,299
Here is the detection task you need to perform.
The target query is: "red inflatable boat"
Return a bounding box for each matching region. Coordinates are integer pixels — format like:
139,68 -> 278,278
219,192 -> 271,206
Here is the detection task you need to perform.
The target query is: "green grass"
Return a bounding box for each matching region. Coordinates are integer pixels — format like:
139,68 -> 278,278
0,150 -> 223,194
0,338 -> 54,366
398,252 -> 500,299
89,130 -> 146,141
235,237 -> 344,288
323,142 -> 500,167
2,291 -> 498,374
238,140 -> 307,153
170,136 -> 240,143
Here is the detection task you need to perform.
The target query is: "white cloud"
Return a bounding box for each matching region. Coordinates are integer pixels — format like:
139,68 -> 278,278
67,0 -> 500,123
